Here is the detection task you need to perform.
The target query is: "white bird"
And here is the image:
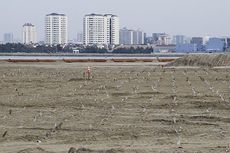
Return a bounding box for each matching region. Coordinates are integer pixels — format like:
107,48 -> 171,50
226,144 -> 230,152
81,103 -> 85,109
173,117 -> 177,124
173,96 -> 177,102
177,136 -> 181,146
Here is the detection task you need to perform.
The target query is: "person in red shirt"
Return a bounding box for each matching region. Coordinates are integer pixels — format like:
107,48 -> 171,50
85,66 -> 91,80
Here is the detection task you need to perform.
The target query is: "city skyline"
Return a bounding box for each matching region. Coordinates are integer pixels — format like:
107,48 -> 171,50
0,0 -> 230,42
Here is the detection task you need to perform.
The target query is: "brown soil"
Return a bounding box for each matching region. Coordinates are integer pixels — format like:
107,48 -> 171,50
0,62 -> 230,153
169,54 -> 230,67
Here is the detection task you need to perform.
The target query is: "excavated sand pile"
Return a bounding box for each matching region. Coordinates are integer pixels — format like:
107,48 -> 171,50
170,54 -> 230,67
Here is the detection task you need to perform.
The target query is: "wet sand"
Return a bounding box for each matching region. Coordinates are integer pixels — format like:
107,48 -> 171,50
0,62 -> 230,153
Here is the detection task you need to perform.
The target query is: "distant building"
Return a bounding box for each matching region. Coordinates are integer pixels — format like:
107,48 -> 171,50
152,33 -> 164,43
3,33 -> 13,44
83,13 -> 119,45
184,37 -> 192,44
77,32 -> 83,44
22,23 -> 36,44
133,30 -> 145,45
225,38 -> 230,51
206,38 -> 225,52
119,28 -> 145,45
145,36 -> 154,44
152,33 -> 170,45
173,35 -> 185,45
45,13 -> 68,45
176,44 -> 197,53
119,28 -> 133,45
226,38 -> 230,47
104,14 -> 119,45
191,37 -> 203,51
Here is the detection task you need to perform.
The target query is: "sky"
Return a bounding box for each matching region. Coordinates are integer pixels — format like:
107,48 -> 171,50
0,0 -> 230,42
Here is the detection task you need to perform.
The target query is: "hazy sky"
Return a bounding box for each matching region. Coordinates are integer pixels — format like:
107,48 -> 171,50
0,0 -> 230,41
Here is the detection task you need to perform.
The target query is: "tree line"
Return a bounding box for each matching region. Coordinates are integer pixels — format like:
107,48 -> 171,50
0,43 -> 154,54
0,43 -> 72,53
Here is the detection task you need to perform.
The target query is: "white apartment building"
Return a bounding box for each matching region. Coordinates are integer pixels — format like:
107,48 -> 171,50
83,14 -> 119,45
22,23 -> 36,44
45,13 -> 68,45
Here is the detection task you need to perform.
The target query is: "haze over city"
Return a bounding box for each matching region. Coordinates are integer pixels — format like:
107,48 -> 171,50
0,0 -> 230,41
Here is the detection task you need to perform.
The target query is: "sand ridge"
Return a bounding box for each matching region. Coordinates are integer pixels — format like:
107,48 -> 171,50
170,54 -> 230,67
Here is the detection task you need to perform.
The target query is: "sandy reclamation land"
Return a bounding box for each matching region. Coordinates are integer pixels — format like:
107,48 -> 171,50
0,61 -> 230,153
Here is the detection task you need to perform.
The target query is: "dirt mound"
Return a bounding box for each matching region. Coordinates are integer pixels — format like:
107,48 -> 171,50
17,147 -> 53,153
74,148 -> 124,153
18,135 -> 45,142
169,54 -> 230,67
68,147 -> 77,153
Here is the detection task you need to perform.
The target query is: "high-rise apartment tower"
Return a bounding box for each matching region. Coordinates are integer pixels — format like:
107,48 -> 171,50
22,23 -> 36,44
83,14 -> 119,45
45,13 -> 68,45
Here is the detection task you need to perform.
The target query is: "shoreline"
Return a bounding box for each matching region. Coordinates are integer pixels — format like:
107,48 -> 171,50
0,53 -> 180,63
0,52 -> 185,57
0,58 -> 175,63
0,52 -> 228,57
